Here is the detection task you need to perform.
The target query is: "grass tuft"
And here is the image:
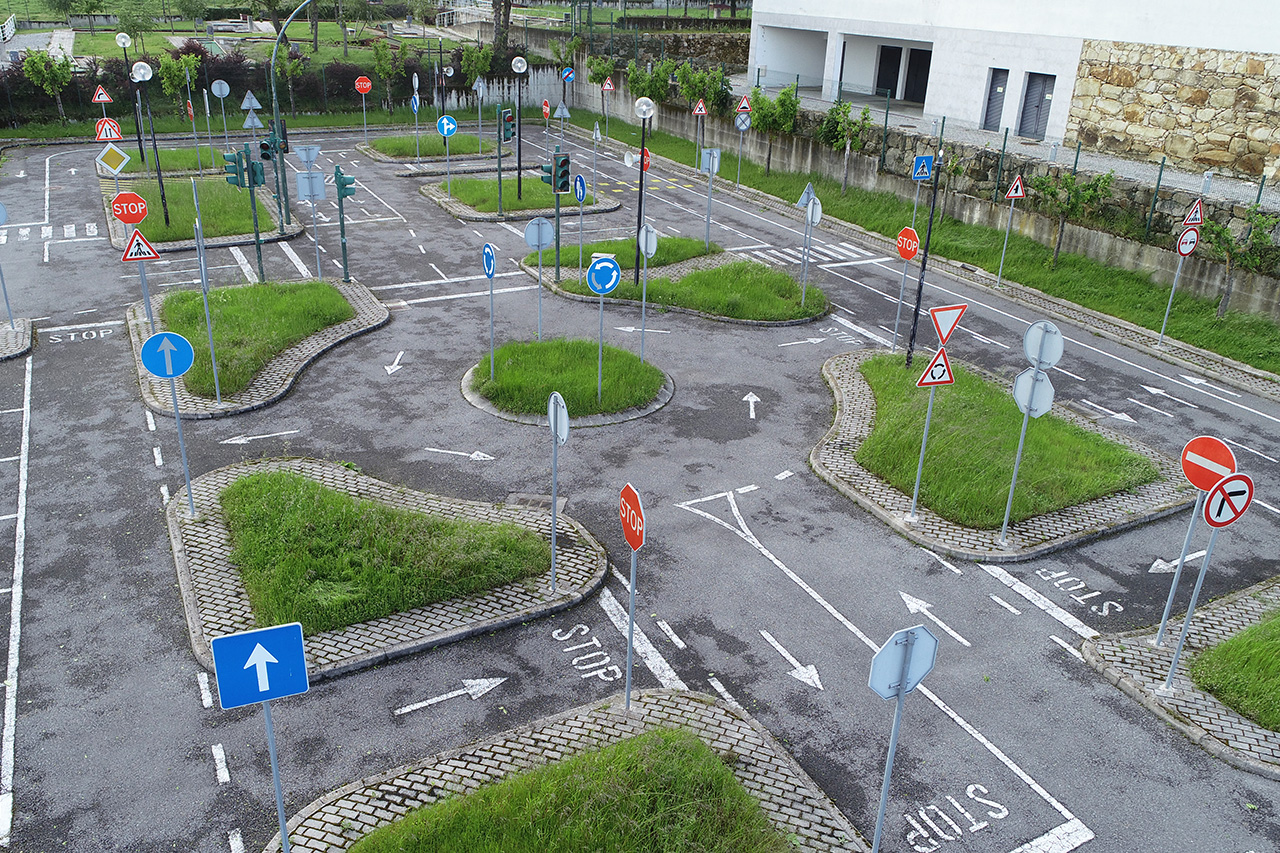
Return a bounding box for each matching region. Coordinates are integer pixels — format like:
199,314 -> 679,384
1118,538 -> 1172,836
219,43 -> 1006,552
473,339 -> 665,416
449,177 -> 592,212
127,178 -> 257,242
371,133 -> 492,157
527,236 -> 720,270
1190,608 -> 1280,732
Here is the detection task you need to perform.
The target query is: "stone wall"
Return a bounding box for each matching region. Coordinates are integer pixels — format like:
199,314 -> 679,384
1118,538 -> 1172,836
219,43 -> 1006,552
1066,39 -> 1279,179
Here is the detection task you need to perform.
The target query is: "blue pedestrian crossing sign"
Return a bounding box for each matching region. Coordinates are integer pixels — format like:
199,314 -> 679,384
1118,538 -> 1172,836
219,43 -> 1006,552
410,93 -> 420,115
211,623 -> 310,710
482,242 -> 497,279
912,155 -> 934,181
586,256 -> 622,295
139,332 -> 195,379
574,174 -> 586,203
437,114 -> 457,137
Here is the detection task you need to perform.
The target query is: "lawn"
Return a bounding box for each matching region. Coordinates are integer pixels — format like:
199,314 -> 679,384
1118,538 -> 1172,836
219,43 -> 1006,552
348,727 -> 789,853
220,471 -> 550,634
160,281 -> 354,397
127,177 -> 257,242
854,354 -> 1159,528
527,235 -> 718,269
120,144 -> 222,174
474,339 -> 665,416
371,133 -> 492,158
1190,608 -> 1280,732
450,177 -> 593,212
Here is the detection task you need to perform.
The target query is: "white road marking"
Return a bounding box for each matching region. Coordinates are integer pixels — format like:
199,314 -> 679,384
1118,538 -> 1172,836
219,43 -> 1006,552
228,246 -> 257,282
980,564 -> 1099,640
1222,437 -> 1278,464
41,319 -> 124,333
228,829 -> 245,853
900,592 -> 971,646
429,263 -> 447,280
965,328 -> 1010,349
991,594 -> 1021,614
367,270 -> 526,291
706,676 -> 743,711
1185,451 -> 1232,478
598,588 -> 687,690
145,410 -> 156,431
759,629 -> 823,689
1054,366 -> 1085,381
472,229 -> 483,238
418,245 -> 426,254
398,284 -> 538,306
197,672 -> 213,709
72,308 -> 97,315
820,256 -> 893,267
1080,399 -> 1136,423
1127,397 -> 1174,418
832,313 -> 892,347
153,447 -> 163,467
1253,498 -> 1279,516
279,241 -> 311,278
212,744 -> 230,784
654,619 -> 686,649
611,566 -> 631,592
735,484 -> 758,494
1050,635 -> 1085,662
775,470 -> 794,480
922,548 -> 961,575
160,485 -> 170,504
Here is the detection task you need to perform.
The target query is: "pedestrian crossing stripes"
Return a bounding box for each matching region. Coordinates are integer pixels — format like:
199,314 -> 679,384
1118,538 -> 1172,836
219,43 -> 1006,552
0,223 -> 101,243
750,241 -> 873,265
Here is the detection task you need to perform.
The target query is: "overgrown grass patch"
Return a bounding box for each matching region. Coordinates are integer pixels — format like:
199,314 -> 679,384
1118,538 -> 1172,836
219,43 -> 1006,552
161,281 -> 354,397
120,144 -> 221,173
449,177 -> 592,212
526,235 -> 719,269
371,133 -> 492,157
128,178 -> 256,242
474,339 -> 664,416
348,726 -> 789,853
1190,608 -> 1280,731
854,354 -> 1158,528
221,471 -> 550,634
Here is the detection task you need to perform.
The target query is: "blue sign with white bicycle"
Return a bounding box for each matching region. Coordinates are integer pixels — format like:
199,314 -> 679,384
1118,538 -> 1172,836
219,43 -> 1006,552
437,114 -> 457,137
211,622 -> 310,710
586,256 -> 622,295
140,332 -> 195,379
574,174 -> 586,204
482,243 -> 497,279
912,155 -> 934,181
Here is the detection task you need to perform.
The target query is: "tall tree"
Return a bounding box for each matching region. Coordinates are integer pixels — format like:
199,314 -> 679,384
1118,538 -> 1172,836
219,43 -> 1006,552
174,0 -> 207,32
371,38 -> 406,116
23,51 -> 73,122
46,0 -> 75,25
1202,205 -> 1280,318
491,0 -> 512,55
116,0 -> 157,53
1029,171 -> 1114,268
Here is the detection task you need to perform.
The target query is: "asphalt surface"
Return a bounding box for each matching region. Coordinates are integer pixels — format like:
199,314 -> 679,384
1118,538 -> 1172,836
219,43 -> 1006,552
1,127 -> 1278,853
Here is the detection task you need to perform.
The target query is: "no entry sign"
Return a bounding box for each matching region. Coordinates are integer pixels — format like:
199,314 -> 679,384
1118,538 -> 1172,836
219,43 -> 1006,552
354,76 -> 372,94
111,191 -> 148,224
542,99 -> 551,119
619,483 -> 645,551
1181,435 -> 1236,491
897,226 -> 919,261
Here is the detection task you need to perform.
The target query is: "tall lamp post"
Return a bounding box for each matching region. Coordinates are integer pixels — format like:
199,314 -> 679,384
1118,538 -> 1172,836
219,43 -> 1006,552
116,32 -> 147,169
267,0 -> 312,227
631,97 -> 654,292
130,60 -> 171,226
512,55 -> 527,199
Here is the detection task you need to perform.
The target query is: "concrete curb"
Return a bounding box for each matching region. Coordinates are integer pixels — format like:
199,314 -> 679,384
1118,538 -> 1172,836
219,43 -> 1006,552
0,319 -> 33,362
418,181 -> 622,221
460,363 -> 675,428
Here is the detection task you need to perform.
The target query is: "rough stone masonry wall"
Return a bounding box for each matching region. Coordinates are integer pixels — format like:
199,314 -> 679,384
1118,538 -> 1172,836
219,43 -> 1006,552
1066,39 -> 1279,179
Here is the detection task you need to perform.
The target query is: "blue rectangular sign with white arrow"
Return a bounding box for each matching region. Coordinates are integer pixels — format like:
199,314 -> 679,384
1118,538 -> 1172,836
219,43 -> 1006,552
211,623 -> 309,710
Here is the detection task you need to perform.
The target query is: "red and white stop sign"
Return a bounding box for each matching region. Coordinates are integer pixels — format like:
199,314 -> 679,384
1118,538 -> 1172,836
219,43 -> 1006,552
619,483 -> 645,551
542,99 -> 551,119
1181,435 -> 1236,491
1177,226 -> 1199,257
641,148 -> 651,173
897,226 -> 919,261
111,191 -> 148,225
354,76 -> 372,94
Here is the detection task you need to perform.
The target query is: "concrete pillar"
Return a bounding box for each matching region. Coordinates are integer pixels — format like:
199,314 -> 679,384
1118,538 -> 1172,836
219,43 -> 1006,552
821,31 -> 844,101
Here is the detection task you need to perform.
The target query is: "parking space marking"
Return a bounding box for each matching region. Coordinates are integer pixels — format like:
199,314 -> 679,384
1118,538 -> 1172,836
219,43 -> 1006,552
279,242 -> 311,278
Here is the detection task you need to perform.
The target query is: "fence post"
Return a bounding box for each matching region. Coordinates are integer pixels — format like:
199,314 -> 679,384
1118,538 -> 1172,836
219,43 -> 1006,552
879,89 -> 890,171
1144,155 -> 1166,240
1072,139 -> 1081,175
993,127 -> 1008,202
320,65 -> 328,111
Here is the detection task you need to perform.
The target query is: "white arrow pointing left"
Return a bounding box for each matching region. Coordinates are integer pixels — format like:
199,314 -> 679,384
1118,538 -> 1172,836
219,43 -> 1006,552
244,643 -> 278,692
1140,385 -> 1198,408
743,392 -> 760,419
759,630 -> 822,689
900,592 -> 971,647
219,429 -> 301,445
393,677 -> 508,716
614,326 -> 670,334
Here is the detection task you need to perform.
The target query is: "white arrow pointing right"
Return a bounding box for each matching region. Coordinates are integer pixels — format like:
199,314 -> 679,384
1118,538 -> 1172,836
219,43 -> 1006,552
759,630 -> 822,689
900,592 -> 971,647
393,677 -> 508,716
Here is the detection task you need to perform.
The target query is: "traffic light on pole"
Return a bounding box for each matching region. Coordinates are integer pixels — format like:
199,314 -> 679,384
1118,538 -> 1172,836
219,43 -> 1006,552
260,136 -> 274,161
335,165 -> 356,199
553,152 -> 570,194
540,161 -> 553,187
278,118 -> 289,154
501,108 -> 514,141
249,161 -> 265,188
222,150 -> 244,188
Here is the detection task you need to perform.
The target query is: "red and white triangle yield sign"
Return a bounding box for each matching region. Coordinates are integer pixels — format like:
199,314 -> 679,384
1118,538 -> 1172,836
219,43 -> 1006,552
1005,175 -> 1025,200
917,348 -> 954,387
929,303 -> 967,345
121,229 -> 160,263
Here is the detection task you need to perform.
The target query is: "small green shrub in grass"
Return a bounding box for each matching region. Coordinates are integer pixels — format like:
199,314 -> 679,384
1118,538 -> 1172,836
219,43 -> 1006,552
371,133 -> 492,157
1190,609 -> 1280,731
221,471 -> 550,634
449,177 -> 591,212
527,236 -> 720,270
474,339 -> 664,416
129,178 -> 256,242
161,281 -> 354,397
349,727 -> 790,853
855,355 -> 1158,528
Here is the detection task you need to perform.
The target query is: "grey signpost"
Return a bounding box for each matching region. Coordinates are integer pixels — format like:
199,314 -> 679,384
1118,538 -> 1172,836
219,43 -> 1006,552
574,174 -> 587,283
1160,226 -> 1199,346
586,255 -> 622,401
202,87 -> 214,162
638,224 -> 657,363
906,305 -> 965,521
548,391 -> 569,593
294,145 -> 325,279
701,147 -> 720,251
183,66 -> 202,174
0,202 -> 12,329
189,182 -> 222,404
868,624 -> 939,853
734,112 -> 750,187
799,195 -> 822,308
437,114 -> 457,197
211,79 -> 230,150
554,100 -> 570,140
618,483 -> 646,710
996,176 -> 1025,286
592,122 -> 601,199
999,321 -> 1063,546
139,332 -> 196,517
525,217 -> 554,340
482,243 -> 497,379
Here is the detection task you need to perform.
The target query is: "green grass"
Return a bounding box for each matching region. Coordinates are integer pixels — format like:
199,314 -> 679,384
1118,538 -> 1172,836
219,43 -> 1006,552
120,144 -> 222,174
1190,608 -> 1280,731
220,471 -> 550,634
371,133 -> 492,157
474,339 -> 664,416
348,727 -> 788,853
527,235 -> 718,270
854,354 -> 1159,528
160,281 -> 354,397
450,177 -> 593,212
126,177 -> 257,242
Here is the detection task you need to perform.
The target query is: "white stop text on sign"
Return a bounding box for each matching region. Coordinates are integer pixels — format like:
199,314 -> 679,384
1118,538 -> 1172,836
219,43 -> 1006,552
620,500 -> 643,539
899,234 -> 918,255
113,200 -> 146,218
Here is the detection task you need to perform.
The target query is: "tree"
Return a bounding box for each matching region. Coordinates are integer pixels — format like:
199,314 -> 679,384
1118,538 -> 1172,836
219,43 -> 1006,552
158,51 -> 201,115
80,0 -> 104,34
1029,170 -> 1114,268
23,51 -> 73,122
625,58 -> 675,104
174,0 -> 206,32
252,0 -> 286,34
491,0 -> 513,56
371,39 -> 406,116
308,0 -> 320,53
549,36 -> 581,107
459,43 -> 492,88
1201,206 -> 1280,318
750,83 -> 797,175
586,54 -> 613,122
275,50 -> 306,116
819,100 -> 874,193
46,0 -> 75,25
116,0 -> 156,53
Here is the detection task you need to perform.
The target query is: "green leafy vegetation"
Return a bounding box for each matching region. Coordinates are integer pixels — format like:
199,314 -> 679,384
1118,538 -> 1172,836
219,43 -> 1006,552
160,281 -> 354,397
370,133 -> 492,157
1190,608 -> 1280,731
526,235 -> 718,270
127,177 -> 255,242
220,471 -> 550,634
449,177 -> 592,212
854,355 -> 1158,528
474,339 -> 665,416
348,727 -> 790,853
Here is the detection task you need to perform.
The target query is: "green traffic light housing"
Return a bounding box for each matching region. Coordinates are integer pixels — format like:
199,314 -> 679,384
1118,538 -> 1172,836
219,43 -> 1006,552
501,109 -> 514,142
335,165 -> 356,199
539,161 -> 553,186
222,150 -> 244,188
260,137 -> 274,161
553,153 -> 571,194
249,161 -> 265,187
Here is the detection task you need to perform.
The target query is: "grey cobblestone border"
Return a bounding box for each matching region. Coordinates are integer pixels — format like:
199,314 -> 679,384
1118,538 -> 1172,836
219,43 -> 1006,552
262,688 -> 867,853
1083,575 -> 1280,781
168,457 -> 609,680
460,364 -> 675,427
810,349 -> 1192,562
126,279 -> 389,419
0,319 -> 33,362
419,182 -> 621,221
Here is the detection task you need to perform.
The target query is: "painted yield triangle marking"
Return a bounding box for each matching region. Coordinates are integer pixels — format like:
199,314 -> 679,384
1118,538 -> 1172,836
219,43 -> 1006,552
121,229 -> 160,262
929,303 -> 968,345
917,347 -> 955,387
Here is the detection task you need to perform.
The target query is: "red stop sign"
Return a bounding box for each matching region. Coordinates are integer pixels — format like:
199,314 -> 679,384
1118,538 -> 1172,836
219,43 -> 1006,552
542,99 -> 551,119
111,191 -> 148,225
641,148 -> 651,172
619,483 -> 645,551
354,76 -> 372,94
897,226 -> 919,261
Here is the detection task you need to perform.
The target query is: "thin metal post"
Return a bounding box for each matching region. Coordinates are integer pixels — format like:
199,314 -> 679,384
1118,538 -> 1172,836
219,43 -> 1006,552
537,252 -> 544,340
141,83 -> 170,226
496,105 -> 504,216
904,150 -> 942,368
870,630 -> 916,853
169,378 -> 195,517
138,255 -> 156,333
1158,253 -> 1187,346
632,118 -> 648,292
246,144 -> 265,282
1145,156 -> 1166,239
488,264 -> 495,380
1154,491 -> 1205,647
704,157 -> 714,250
736,128 -> 743,187
907,386 -> 936,521
445,135 -> 451,197
1072,140 -> 1081,175
597,290 -> 605,401
261,701 -> 292,853
219,94 -> 229,150
185,68 -> 201,174
0,263 -> 12,330
192,181 -> 221,404
550,431 -> 559,592
993,127 -> 1007,202
890,257 -> 909,352
579,195 -> 585,283
641,248 -> 648,363
1164,528 -> 1221,689
911,180 -> 921,230
624,548 -> 637,710
996,195 -> 1015,286
202,88 -> 214,167
999,333 -> 1049,546
799,216 -> 811,307
879,90 -> 889,171
360,92 -> 367,144
517,76 -> 523,199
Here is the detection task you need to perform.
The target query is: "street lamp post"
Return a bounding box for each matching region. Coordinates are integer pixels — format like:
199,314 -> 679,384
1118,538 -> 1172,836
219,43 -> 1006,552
116,33 -> 147,169
130,60 -> 171,226
512,55 -> 527,199
631,97 -> 654,292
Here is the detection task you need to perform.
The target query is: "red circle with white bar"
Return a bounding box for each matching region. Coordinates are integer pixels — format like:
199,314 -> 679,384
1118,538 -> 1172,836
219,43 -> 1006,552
1177,226 -> 1199,257
542,99 -> 551,119
897,226 -> 919,261
354,76 -> 372,94
1181,435 -> 1236,491
1203,472 -> 1253,528
619,483 -> 645,551
641,148 -> 651,172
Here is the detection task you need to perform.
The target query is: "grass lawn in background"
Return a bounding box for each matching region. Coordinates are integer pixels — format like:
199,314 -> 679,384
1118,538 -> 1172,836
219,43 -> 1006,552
474,339 -> 664,416
371,133 -> 492,157
450,177 -> 593,212
220,471 -> 550,634
348,727 -> 789,853
128,178 -> 256,242
854,354 -> 1159,528
1190,608 -> 1280,731
161,281 -> 354,397
527,235 -> 718,269
120,144 -> 221,173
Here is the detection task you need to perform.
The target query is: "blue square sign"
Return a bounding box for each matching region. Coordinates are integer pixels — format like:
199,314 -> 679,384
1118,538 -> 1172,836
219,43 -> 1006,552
211,623 -> 309,710
912,155 -> 934,181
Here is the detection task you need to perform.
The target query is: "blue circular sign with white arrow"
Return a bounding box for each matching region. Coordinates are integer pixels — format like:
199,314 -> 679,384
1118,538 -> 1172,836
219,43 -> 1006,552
410,93 -> 420,115
437,114 -> 457,137
140,332 -> 195,378
574,174 -> 586,204
586,256 -> 622,295
482,242 -> 497,279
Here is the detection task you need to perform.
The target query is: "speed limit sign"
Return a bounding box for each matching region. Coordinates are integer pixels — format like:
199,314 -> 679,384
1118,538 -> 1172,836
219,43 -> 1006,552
1177,226 -> 1199,257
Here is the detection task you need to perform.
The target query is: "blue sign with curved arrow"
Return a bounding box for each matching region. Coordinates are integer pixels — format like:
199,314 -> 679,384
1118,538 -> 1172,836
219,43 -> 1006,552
482,243 -> 497,279
586,256 -> 622,295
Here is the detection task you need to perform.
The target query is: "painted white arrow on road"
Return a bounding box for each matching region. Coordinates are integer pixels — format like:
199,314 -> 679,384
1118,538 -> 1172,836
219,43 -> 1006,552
1140,385 -> 1198,408
1080,399 -> 1137,423
1180,374 -> 1240,397
1149,550 -> 1207,573
759,630 -> 822,689
743,392 -> 760,419
900,592 -> 971,647
777,338 -> 826,347
384,351 -> 405,375
244,643 -> 277,692
614,326 -> 670,334
424,447 -> 495,461
393,677 -> 508,716
220,429 -> 301,445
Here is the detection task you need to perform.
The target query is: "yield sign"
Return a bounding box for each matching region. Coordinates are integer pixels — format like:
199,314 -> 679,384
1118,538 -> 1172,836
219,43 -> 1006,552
95,117 -> 124,142
121,229 -> 160,262
602,76 -> 614,91
929,303 -> 967,345
692,98 -> 708,116
917,348 -> 954,387
1184,198 -> 1204,227
1204,472 -> 1253,528
91,85 -> 112,104
736,95 -> 751,113
1181,435 -> 1235,491
240,90 -> 262,110
1005,175 -> 1025,200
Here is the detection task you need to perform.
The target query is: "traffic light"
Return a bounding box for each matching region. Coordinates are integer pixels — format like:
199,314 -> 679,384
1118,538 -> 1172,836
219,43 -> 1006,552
335,165 -> 356,199
249,161 -> 265,187
260,135 -> 274,161
553,152 -> 570,194
222,150 -> 243,188
539,160 -> 553,187
501,108 -> 514,142
278,117 -> 289,154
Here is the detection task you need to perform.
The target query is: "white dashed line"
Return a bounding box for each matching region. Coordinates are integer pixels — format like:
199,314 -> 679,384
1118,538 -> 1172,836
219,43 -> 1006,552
160,485 -> 170,504
153,447 -> 163,467
598,588 -> 687,690
197,672 -> 213,709
1050,635 -> 1085,661
990,594 -> 1021,615
211,744 -> 230,783
922,548 -> 961,575
707,676 -> 743,711
228,829 -> 245,853
654,619 -> 686,649
145,410 -> 156,431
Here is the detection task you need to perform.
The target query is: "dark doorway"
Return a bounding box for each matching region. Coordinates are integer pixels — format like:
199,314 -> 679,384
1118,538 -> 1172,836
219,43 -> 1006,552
983,68 -> 1008,131
903,48 -> 931,103
1018,73 -> 1056,139
875,46 -> 902,98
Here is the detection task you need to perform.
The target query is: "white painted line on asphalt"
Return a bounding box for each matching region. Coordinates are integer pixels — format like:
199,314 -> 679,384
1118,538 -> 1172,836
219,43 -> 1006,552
775,470 -> 794,480
727,243 -> 770,251
472,229 -> 483,238
706,676 -> 743,711
153,447 -> 164,467
212,744 -> 230,784
418,245 -> 425,254
655,619 -> 686,649
368,270 -> 526,292
145,410 -> 156,432
1128,397 -> 1174,418
399,285 -> 538,306
991,594 -> 1021,615
228,829 -> 245,853
159,485 -> 170,506
408,229 -> 416,238
1222,437 -> 1278,464
1050,635 -> 1085,662
965,328 -> 1011,349
611,567 -> 631,592
197,672 -> 213,709
0,411 -> 16,416
980,564 -> 1099,640
72,308 -> 96,315
922,548 -> 961,575
832,314 -> 891,347
0,516 -> 14,524
499,221 -> 524,237
598,588 -> 687,690
1253,498 -> 1280,516
429,263 -> 447,280
820,257 -> 893,267
0,459 -> 14,465
279,241 -> 311,278
40,319 -> 125,333
735,484 -> 758,494
229,246 -> 257,282
1054,366 -> 1086,382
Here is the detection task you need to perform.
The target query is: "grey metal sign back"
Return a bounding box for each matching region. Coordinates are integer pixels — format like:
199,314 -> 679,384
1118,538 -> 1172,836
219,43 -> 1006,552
524,217 -> 554,251
868,624 -> 938,700
1012,367 -> 1055,418
295,171 -> 326,202
1023,320 -> 1063,370
549,391 -> 569,446
639,223 -> 658,260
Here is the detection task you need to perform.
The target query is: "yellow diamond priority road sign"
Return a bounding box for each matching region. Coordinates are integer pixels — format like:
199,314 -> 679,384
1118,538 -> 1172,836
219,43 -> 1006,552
96,142 -> 130,176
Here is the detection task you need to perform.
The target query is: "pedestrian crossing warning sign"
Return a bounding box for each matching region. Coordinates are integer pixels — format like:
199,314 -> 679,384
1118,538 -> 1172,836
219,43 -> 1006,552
121,229 -> 160,263
1184,198 -> 1204,227
916,347 -> 954,387
912,155 -> 934,181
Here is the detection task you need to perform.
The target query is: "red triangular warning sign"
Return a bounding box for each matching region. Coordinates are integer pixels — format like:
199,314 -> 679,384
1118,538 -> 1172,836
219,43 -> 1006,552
929,303 -> 968,345
92,85 -> 113,104
602,76 -> 614,92
693,98 -> 708,116
1183,198 -> 1204,227
1005,175 -> 1025,200
917,348 -> 955,388
121,229 -> 160,263
95,117 -> 123,142
737,95 -> 751,113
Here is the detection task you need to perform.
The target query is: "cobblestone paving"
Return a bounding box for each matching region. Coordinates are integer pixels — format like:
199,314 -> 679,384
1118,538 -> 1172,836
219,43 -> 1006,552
1084,576 -> 1280,780
0,319 -> 32,361
419,182 -> 622,221
169,457 -> 608,679
126,280 -> 389,419
263,689 -> 866,853
810,350 -> 1192,562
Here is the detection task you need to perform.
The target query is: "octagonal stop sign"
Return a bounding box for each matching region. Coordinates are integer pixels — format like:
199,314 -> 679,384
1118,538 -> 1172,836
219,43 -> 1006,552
111,191 -> 148,225
868,624 -> 937,700
897,226 -> 919,261
619,483 -> 645,551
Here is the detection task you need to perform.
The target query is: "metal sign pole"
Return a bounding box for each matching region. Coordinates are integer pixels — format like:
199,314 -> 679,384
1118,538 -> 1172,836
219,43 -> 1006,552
0,263 -> 12,330
445,135 -> 451,197
550,419 -> 559,592
597,290 -> 605,401
1163,528 -> 1221,689
185,69 -> 201,174
999,332 -> 1050,546
261,700 -> 293,853
890,257 -> 909,351
1154,490 -> 1205,647
1158,254 -> 1187,346
641,250 -> 648,363
168,377 -> 196,517
911,180 -> 921,230
592,128 -> 599,199
905,161 -> 942,368
192,181 -> 221,404
219,96 -> 229,150
310,199 -> 321,278
496,105 -> 504,216
800,216 -> 811,308
203,89 -> 214,160
138,254 -> 156,333
578,195 -> 584,284
624,547 -> 637,710
704,158 -> 714,250
906,386 -> 937,522
488,274 -> 495,380
996,195 -> 1015,286
537,252 -> 544,341
870,630 -> 916,853
414,101 -> 420,163
360,92 -> 367,145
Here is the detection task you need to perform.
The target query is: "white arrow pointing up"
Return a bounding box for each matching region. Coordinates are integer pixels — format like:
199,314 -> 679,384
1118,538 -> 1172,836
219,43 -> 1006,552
900,592 -> 971,647
393,677 -> 508,716
244,643 -> 278,692
759,630 -> 822,689
743,392 -> 760,419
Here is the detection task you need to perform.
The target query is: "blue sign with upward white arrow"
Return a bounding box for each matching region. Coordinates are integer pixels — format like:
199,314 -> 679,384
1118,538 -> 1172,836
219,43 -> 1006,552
211,622 -> 309,710
482,242 -> 497,279
140,332 -> 195,379
437,114 -> 457,137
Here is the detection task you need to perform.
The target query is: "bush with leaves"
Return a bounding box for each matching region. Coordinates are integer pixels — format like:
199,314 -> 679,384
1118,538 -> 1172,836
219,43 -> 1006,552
749,83 -> 797,175
625,58 -> 676,105
371,39 -> 407,116
23,52 -> 73,123
459,43 -> 493,88
1029,170 -> 1115,268
1201,206 -> 1280,317
818,101 -> 875,192
158,52 -> 202,116
674,61 -> 730,116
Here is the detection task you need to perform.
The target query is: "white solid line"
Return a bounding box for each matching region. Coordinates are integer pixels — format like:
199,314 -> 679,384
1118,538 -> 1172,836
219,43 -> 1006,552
1253,498 -> 1280,515
1050,635 -> 1085,661
1222,437 -> 1279,464
0,516 -> 14,524
0,411 -> 16,416
991,594 -> 1021,615
727,243 -> 770,251
0,356 -> 32,847
367,270 -> 525,292
279,241 -> 311,278
160,485 -> 170,504
598,588 -> 687,690
980,565 -> 1099,640
735,484 -> 758,494
0,459 -> 14,465
965,328 -> 1011,349
228,246 -> 257,282
197,672 -> 213,709
153,447 -> 164,467
820,257 -> 893,267
228,829 -> 245,853
832,314 -> 892,347
1185,451 -> 1232,478
922,548 -> 961,575
429,263 -> 447,280
1127,397 -> 1174,418
472,229 -> 483,238
399,285 -> 538,306
145,410 -> 156,432
72,308 -> 97,315
706,676 -> 743,711
654,619 -> 687,650
1054,366 -> 1086,382
611,566 -> 631,592
212,744 -> 230,784
40,319 -> 125,333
